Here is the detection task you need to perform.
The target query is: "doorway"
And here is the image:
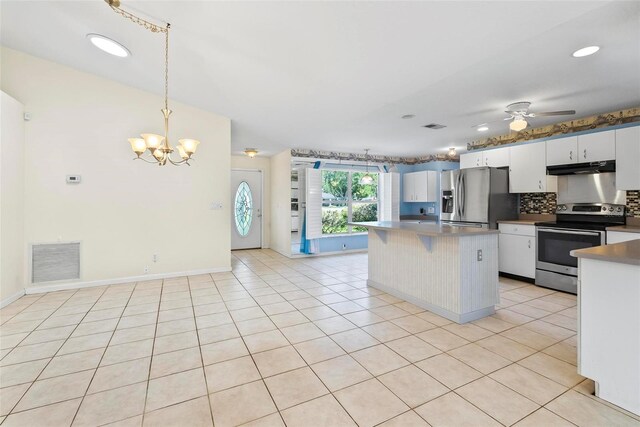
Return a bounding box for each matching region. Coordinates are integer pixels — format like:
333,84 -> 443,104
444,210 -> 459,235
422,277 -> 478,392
231,169 -> 263,250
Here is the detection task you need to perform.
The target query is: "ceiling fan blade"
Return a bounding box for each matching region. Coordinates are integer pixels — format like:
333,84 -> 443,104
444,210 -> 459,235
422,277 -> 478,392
470,117 -> 512,128
530,110 -> 576,117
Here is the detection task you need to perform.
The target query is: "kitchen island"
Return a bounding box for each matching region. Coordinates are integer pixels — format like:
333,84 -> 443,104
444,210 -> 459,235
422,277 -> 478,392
571,240 -> 640,416
351,221 -> 500,323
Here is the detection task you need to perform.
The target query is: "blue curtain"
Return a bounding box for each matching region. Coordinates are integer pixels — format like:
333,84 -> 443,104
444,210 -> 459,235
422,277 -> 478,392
300,161 -> 321,254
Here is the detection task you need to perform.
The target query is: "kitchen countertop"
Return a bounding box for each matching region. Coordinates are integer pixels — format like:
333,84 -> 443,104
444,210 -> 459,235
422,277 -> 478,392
571,240 -> 640,266
349,221 -> 499,237
497,220 -> 539,225
606,225 -> 640,233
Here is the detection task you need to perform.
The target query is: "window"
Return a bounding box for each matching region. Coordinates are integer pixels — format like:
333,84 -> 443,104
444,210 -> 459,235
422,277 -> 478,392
321,170 -> 378,235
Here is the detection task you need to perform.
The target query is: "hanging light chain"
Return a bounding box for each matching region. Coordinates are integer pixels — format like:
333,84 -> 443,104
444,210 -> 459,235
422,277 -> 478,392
107,3 -> 167,34
164,24 -> 169,110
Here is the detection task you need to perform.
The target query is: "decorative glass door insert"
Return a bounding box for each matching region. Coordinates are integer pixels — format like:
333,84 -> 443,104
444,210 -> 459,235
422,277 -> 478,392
234,181 -> 253,236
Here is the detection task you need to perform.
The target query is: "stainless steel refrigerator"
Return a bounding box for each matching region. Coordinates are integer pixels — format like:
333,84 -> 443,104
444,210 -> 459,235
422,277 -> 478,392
440,167 -> 518,228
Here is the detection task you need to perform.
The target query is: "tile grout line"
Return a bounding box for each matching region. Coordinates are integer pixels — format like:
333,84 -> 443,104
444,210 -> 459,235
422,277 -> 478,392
68,284 -> 137,426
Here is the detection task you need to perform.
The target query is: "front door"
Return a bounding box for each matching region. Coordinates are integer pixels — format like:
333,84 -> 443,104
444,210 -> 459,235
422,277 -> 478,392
231,170 -> 262,250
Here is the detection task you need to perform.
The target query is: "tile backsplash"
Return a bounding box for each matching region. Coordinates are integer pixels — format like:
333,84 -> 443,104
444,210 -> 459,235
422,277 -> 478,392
519,190 -> 640,217
519,193 -> 557,215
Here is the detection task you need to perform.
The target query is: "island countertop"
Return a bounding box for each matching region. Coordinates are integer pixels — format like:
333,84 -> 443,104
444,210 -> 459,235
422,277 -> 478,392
571,239 -> 640,266
349,221 -> 499,237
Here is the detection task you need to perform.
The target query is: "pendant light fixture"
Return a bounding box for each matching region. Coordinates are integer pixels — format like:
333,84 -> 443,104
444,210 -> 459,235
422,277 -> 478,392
106,0 -> 200,166
360,149 -> 374,185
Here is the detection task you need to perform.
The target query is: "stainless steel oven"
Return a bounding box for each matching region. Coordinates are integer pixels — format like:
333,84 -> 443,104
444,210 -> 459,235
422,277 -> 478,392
535,202 -> 625,294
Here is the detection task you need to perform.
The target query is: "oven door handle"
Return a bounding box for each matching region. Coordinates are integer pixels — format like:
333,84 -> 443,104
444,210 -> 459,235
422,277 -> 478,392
537,228 -> 601,237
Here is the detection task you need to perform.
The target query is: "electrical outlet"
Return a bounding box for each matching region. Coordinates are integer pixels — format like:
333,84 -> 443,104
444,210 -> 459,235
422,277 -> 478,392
153,254 -> 158,263
144,266 -> 149,274
427,207 -> 435,214
477,250 -> 483,261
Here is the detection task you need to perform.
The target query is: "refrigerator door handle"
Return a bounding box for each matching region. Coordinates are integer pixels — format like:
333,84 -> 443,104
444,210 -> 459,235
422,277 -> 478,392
460,173 -> 466,217
456,173 -> 462,217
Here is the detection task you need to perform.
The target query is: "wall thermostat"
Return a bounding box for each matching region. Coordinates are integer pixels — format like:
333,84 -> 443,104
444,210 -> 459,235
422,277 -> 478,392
66,175 -> 81,184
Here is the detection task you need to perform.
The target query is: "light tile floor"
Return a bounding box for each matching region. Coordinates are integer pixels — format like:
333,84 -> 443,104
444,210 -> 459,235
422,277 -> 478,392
1,250 -> 639,427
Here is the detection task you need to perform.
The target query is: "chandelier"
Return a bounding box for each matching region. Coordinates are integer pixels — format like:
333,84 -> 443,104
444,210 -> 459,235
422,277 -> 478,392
106,0 -> 200,166
360,149 -> 374,185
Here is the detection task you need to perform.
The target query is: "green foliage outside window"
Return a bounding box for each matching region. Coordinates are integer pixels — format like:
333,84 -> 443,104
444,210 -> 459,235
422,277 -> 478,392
320,169 -> 378,234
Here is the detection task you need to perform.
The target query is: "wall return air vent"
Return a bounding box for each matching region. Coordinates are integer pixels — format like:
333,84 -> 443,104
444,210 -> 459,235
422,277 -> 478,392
423,123 -> 447,130
31,242 -> 80,284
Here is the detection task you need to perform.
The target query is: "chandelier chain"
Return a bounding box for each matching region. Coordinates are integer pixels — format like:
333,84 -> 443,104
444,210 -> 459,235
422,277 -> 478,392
165,25 -> 169,110
108,4 -> 167,34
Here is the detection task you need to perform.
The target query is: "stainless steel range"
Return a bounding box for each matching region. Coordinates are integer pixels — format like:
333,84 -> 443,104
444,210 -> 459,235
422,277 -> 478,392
535,203 -> 626,293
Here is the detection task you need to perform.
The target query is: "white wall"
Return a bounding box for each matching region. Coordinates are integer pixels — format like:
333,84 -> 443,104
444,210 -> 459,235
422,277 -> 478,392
269,150 -> 291,256
1,47 -> 231,290
231,155 -> 271,248
0,91 -> 26,305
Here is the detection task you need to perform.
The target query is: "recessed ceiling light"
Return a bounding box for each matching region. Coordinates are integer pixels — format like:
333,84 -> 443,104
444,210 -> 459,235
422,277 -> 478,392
477,126 -> 489,132
87,34 -> 130,58
401,114 -> 415,119
572,46 -> 600,58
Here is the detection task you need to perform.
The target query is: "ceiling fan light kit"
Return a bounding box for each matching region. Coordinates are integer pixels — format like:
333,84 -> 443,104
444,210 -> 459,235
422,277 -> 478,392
105,0 -> 200,166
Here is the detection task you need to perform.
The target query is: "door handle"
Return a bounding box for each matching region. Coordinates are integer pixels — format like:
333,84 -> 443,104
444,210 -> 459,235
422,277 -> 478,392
584,149 -> 587,159
569,150 -> 572,161
538,228 -> 601,237
538,180 -> 542,190
528,239 -> 531,249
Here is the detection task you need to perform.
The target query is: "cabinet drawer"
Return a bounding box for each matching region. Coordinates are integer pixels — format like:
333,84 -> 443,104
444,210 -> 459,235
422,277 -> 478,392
499,223 -> 535,237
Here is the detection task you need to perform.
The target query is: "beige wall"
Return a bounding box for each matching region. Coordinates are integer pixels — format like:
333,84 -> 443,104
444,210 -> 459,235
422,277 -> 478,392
1,48 -> 231,290
231,155 -> 271,248
269,149 -> 291,256
0,91 -> 26,304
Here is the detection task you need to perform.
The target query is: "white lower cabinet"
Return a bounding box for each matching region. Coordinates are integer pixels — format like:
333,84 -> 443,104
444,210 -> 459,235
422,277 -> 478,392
499,224 -> 536,279
607,231 -> 640,244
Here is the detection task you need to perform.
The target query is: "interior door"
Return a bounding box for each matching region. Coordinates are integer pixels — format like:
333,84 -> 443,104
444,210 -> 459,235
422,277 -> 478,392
231,170 -> 262,250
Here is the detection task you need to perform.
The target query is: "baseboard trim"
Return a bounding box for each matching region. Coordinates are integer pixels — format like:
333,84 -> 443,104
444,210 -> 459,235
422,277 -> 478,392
25,266 -> 232,295
367,279 -> 495,324
290,248 -> 368,258
0,289 -> 27,308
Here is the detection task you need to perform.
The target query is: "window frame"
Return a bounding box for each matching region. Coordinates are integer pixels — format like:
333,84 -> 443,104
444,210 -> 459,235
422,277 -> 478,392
321,168 -> 379,236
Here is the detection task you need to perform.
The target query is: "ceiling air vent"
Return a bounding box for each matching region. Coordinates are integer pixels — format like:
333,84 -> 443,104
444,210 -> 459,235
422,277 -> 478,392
423,123 -> 446,130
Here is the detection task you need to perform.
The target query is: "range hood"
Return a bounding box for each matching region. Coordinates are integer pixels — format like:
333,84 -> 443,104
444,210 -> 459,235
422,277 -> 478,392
547,160 -> 615,176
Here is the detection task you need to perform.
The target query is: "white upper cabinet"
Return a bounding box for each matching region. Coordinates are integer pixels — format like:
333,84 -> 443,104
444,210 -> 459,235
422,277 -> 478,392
578,130 -> 616,162
482,146 -> 510,167
402,171 -> 437,202
460,147 -> 509,169
546,136 -> 578,166
615,126 -> 640,190
509,141 -> 555,193
460,152 -> 483,169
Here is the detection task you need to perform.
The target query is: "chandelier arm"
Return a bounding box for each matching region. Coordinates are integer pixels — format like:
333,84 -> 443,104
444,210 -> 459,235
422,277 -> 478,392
134,156 -> 161,164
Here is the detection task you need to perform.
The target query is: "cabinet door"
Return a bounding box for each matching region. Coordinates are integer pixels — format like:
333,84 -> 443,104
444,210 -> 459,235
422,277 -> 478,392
402,172 -> 415,202
607,231 -> 640,244
426,170 -> 438,202
578,130 -> 616,162
499,233 -> 536,278
615,127 -> 640,190
546,136 -> 578,166
483,147 -> 510,168
460,153 -> 482,169
413,171 -> 428,202
509,142 -> 547,193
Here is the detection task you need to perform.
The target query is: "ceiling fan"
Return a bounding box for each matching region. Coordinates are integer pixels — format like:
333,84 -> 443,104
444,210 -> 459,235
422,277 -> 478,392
474,101 -> 576,132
